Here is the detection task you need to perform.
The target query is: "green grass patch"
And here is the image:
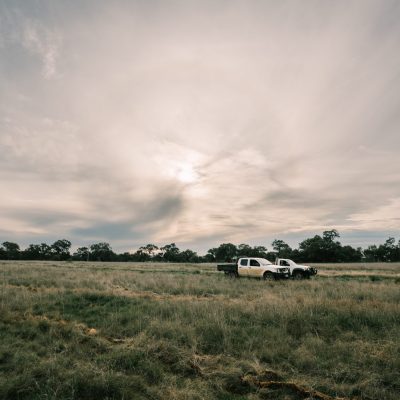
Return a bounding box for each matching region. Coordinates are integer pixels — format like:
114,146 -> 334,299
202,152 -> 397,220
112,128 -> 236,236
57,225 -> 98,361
0,261 -> 399,399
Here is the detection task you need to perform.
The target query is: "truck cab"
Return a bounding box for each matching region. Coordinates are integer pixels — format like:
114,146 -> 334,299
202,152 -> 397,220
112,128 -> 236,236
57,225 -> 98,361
275,258 -> 317,279
217,257 -> 289,280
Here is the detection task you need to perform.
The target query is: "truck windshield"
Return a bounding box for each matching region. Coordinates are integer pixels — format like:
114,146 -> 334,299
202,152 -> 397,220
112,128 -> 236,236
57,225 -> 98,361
280,260 -> 290,266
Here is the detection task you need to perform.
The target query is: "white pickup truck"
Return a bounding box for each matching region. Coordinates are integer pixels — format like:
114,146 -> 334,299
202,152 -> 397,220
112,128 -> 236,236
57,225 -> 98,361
275,258 -> 317,279
217,257 -> 290,280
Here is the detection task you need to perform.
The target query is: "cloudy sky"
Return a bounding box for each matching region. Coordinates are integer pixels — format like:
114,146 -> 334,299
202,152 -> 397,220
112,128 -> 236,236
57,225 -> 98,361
1,0 -> 399,253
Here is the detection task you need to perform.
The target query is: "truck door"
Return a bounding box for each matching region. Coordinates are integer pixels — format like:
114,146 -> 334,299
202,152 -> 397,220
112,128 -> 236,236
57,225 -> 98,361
248,258 -> 262,277
279,259 -> 291,273
238,258 -> 249,276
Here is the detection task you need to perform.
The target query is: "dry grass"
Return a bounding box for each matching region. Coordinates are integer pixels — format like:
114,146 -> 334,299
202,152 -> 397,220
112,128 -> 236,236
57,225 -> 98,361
0,261 -> 399,399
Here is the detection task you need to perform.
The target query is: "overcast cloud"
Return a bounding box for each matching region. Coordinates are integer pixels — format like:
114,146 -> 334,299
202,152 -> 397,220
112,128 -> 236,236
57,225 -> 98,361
1,0 -> 399,253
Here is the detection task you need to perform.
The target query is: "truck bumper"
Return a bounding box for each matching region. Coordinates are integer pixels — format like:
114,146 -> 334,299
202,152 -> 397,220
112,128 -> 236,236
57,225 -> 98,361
308,268 -> 318,276
273,272 -> 290,279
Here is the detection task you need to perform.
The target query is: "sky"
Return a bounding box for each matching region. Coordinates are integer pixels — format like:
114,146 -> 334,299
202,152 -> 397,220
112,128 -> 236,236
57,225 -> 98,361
1,0 -> 400,254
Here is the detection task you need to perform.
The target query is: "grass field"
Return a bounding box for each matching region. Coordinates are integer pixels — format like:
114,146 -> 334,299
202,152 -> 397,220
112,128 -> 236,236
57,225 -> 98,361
0,261 -> 399,400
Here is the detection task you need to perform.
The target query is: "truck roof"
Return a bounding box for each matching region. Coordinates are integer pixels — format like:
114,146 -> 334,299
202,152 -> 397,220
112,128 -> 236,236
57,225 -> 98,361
238,257 -> 272,264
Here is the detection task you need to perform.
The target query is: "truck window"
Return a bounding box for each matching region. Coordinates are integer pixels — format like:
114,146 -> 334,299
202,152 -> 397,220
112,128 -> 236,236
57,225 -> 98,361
240,259 -> 248,266
280,260 -> 289,266
250,259 -> 260,266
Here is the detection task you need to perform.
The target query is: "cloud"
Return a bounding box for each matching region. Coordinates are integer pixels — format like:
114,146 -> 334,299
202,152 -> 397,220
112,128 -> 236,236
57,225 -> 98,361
0,5 -> 62,79
0,116 -> 80,178
21,21 -> 61,79
0,0 -> 400,252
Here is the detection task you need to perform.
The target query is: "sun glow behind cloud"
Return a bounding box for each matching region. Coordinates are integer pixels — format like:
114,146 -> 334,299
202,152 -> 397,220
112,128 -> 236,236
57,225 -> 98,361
0,0 -> 400,252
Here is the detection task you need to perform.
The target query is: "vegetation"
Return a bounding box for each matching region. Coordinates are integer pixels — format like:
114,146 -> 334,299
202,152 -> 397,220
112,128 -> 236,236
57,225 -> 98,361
1,230 -> 400,263
0,260 -> 399,399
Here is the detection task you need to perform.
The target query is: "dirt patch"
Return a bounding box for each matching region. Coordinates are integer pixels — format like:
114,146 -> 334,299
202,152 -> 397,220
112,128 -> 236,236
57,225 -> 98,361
242,371 -> 374,400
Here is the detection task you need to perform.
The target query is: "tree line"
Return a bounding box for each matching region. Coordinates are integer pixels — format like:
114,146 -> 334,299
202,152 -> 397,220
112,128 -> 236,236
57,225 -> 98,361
0,230 -> 399,263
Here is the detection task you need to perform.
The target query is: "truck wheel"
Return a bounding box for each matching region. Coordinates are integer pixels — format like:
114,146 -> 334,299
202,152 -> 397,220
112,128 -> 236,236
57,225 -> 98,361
263,272 -> 274,281
228,271 -> 237,279
293,271 -> 304,280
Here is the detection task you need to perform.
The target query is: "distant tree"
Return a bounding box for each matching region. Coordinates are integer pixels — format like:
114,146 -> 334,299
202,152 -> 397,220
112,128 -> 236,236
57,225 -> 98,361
252,245 -> 268,258
132,248 -> 151,262
39,243 -> 52,259
51,239 -> 71,260
20,243 -> 52,260
237,244 -> 268,258
397,240 -> 400,262
289,248 -> 302,262
271,239 -> 292,258
298,230 -> 342,262
179,249 -> 199,263
339,245 -> 363,262
298,235 -> 326,262
362,238 -> 400,262
203,252 -> 216,262
73,247 -> 90,261
363,245 -> 379,262
322,230 -> 342,261
1,242 -> 21,260
141,244 -> 159,256
213,243 -> 237,262
322,229 -> 340,242
0,230 -> 398,263
117,252 -> 134,262
206,248 -> 217,262
381,237 -> 398,262
237,244 -> 252,256
89,242 -> 115,261
160,243 -> 180,262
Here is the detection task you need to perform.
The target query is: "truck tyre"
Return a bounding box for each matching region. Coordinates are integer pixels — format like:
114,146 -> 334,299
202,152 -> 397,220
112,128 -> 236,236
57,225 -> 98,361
228,271 -> 237,279
263,272 -> 274,281
292,271 -> 304,280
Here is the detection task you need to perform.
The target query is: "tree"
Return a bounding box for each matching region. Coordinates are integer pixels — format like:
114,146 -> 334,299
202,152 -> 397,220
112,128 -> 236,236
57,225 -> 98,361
117,252 -> 133,262
213,243 -> 237,262
179,249 -> 199,263
161,243 -> 180,262
51,239 -> 71,260
137,244 -> 159,259
1,242 -> 20,260
381,237 -> 398,262
237,244 -> 252,256
73,247 -> 90,261
340,245 -> 363,262
252,245 -> 268,258
298,235 -> 326,262
206,248 -> 217,262
271,239 -> 292,258
364,245 -> 379,262
322,229 -> 340,242
89,242 -> 115,261
39,243 -> 52,259
237,244 -> 268,258
298,230 -> 342,262
363,238 -> 400,262
132,248 -> 151,262
21,243 -> 52,260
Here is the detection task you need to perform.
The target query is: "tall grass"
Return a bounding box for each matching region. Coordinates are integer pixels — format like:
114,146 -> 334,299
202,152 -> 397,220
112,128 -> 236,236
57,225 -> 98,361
0,261 -> 399,399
